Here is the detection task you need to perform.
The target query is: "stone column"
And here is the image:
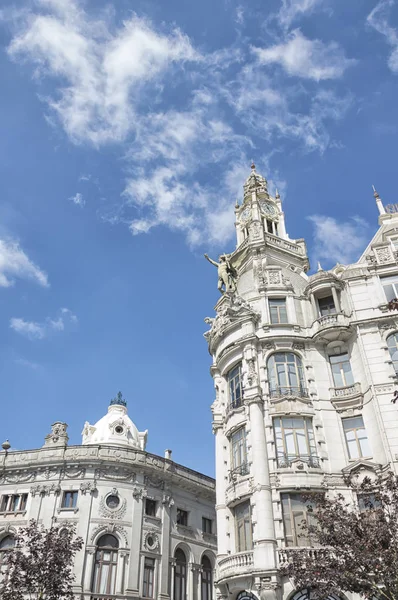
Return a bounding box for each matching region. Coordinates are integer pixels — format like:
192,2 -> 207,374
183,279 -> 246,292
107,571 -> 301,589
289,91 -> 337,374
83,547 -> 96,592
310,293 -> 318,321
213,421 -> 228,558
117,550 -> 129,594
331,285 -> 341,313
246,395 -> 277,570
159,494 -> 173,600
126,487 -> 146,596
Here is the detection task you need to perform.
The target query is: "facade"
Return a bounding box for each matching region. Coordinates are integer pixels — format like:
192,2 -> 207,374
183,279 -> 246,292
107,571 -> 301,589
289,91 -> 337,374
0,394 -> 217,600
204,165 -> 398,600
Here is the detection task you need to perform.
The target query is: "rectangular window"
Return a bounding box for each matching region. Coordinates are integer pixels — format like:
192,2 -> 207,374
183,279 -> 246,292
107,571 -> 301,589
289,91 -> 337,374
269,298 -> 288,324
228,364 -> 243,409
143,557 -> 155,598
145,499 -> 157,517
234,500 -> 252,552
390,237 -> 398,251
330,353 -> 354,388
381,274 -> 398,302
0,493 -> 27,513
176,509 -> 188,526
231,427 -> 248,476
342,416 -> 371,459
318,295 -> 336,316
61,491 -> 78,509
281,493 -> 317,547
202,517 -> 212,533
273,417 -> 317,467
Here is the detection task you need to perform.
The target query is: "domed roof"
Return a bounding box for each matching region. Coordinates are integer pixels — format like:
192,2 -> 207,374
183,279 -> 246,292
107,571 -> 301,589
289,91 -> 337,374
82,392 -> 147,450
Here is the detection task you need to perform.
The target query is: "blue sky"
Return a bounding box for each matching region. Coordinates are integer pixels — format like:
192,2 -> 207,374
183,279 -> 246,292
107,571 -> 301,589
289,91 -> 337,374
0,0 -> 398,477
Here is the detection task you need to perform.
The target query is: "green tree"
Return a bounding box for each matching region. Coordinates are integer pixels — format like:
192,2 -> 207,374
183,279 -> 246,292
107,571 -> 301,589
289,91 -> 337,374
0,520 -> 83,600
279,472 -> 398,600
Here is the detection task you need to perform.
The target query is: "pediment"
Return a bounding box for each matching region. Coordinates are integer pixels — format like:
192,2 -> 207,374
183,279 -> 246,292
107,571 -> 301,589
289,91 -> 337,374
342,459 -> 382,483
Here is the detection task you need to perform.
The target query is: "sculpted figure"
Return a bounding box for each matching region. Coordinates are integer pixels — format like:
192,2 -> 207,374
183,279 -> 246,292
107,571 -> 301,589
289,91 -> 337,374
204,253 -> 237,293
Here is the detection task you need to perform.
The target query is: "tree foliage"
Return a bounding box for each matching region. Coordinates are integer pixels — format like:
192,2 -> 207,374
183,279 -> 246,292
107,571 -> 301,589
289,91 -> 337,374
279,472 -> 398,600
0,519 -> 83,600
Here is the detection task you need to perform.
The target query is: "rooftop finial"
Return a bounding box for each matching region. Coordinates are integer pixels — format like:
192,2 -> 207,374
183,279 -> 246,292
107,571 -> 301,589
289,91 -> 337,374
372,184 -> 380,199
317,261 -> 323,272
110,391 -> 127,407
251,161 -> 256,171
275,188 -> 280,199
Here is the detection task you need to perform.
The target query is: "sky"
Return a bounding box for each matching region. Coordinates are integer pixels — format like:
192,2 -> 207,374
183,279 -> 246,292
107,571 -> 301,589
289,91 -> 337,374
0,0 -> 398,477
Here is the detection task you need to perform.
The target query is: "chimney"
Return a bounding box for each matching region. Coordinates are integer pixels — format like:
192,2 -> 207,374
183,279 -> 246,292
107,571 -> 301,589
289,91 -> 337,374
165,449 -> 172,460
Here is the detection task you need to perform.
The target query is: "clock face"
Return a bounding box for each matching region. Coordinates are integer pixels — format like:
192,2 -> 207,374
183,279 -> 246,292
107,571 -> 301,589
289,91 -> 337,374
240,207 -> 252,223
260,201 -> 277,217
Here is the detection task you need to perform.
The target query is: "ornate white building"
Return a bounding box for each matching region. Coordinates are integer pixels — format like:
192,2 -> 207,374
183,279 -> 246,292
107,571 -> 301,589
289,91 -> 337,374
0,394 -> 217,600
204,165 -> 398,600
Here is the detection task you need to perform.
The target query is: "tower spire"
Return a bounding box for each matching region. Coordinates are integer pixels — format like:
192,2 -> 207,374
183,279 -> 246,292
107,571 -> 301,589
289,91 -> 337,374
373,184 -> 385,215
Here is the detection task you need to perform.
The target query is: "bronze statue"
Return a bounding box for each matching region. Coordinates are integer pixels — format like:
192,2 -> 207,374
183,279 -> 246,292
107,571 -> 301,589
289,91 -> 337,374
204,253 -> 237,293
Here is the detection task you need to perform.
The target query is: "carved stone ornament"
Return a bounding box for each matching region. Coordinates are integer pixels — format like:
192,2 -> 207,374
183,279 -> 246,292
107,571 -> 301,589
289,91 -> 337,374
99,489 -> 127,519
144,476 -> 165,490
204,293 -> 261,345
375,246 -> 393,264
30,483 -> 61,497
162,494 -> 174,508
91,523 -> 129,546
61,466 -> 86,479
132,486 -> 148,501
249,221 -> 262,240
0,470 -> 37,485
80,481 -> 97,495
95,467 -> 136,482
143,530 -> 160,552
244,359 -> 258,387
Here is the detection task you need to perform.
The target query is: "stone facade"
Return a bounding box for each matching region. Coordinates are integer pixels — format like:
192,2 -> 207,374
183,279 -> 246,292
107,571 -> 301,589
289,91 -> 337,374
0,397 -> 217,600
204,168 -> 398,600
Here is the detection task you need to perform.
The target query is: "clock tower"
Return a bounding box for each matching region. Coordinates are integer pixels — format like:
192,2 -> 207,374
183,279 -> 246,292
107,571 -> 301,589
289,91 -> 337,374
235,163 -> 288,247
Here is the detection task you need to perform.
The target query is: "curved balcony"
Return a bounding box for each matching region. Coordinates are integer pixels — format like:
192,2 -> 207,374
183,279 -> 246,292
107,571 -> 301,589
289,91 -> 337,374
330,382 -> 363,411
269,386 -> 309,402
276,453 -> 320,469
311,313 -> 353,344
217,551 -> 254,579
278,547 -> 325,567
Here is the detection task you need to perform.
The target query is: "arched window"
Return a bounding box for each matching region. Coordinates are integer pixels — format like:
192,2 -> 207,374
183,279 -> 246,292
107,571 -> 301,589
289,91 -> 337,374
267,353 -> 306,398
291,590 -> 342,600
91,534 -> 119,595
387,333 -> 398,374
201,555 -> 213,600
0,535 -> 14,571
174,548 -> 187,600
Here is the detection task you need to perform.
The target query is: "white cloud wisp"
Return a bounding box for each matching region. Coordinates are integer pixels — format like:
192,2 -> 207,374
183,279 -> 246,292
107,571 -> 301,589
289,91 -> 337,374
308,215 -> 370,266
0,239 -> 48,288
10,308 -> 78,340
367,0 -> 398,73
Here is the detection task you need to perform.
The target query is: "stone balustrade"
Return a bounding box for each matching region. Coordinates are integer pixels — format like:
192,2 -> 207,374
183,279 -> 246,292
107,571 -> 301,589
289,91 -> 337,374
329,382 -> 363,410
217,551 -> 254,578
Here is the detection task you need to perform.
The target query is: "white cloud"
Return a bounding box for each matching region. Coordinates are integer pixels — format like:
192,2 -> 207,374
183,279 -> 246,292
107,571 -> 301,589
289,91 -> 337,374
69,192 -> 85,206
15,357 -> 41,370
308,215 -> 370,265
253,30 -> 356,80
367,0 -> 398,73
0,239 -> 49,288
7,0 -> 199,144
276,0 -> 325,30
10,307 -> 78,340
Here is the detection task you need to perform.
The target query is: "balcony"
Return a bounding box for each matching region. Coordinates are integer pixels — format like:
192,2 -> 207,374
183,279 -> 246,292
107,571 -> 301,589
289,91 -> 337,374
228,462 -> 250,482
269,386 -> 309,401
217,551 -> 254,579
278,547 -> 326,567
312,313 -> 353,344
226,398 -> 244,415
86,596 -> 128,600
330,382 -> 363,411
276,453 -> 320,469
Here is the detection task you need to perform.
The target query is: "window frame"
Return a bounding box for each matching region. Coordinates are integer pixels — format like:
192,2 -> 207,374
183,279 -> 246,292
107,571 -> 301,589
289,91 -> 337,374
281,492 -> 317,547
268,297 -> 288,324
230,427 -> 248,476
201,555 -> 213,600
202,517 -> 212,534
176,508 -> 188,527
0,493 -> 28,513
143,557 -> 156,598
273,416 -> 317,467
329,352 -> 354,388
91,534 -> 119,596
145,498 -> 157,517
342,415 -> 371,460
227,363 -> 243,409
387,333 -> 398,374
317,294 -> 337,316
267,352 -> 306,397
174,549 -> 187,600
61,490 -> 78,509
381,274 -> 398,302
234,500 -> 252,552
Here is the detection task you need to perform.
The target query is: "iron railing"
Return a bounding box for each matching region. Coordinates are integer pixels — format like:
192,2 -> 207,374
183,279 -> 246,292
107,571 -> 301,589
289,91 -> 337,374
228,462 -> 250,480
276,453 -> 320,468
269,386 -> 309,399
